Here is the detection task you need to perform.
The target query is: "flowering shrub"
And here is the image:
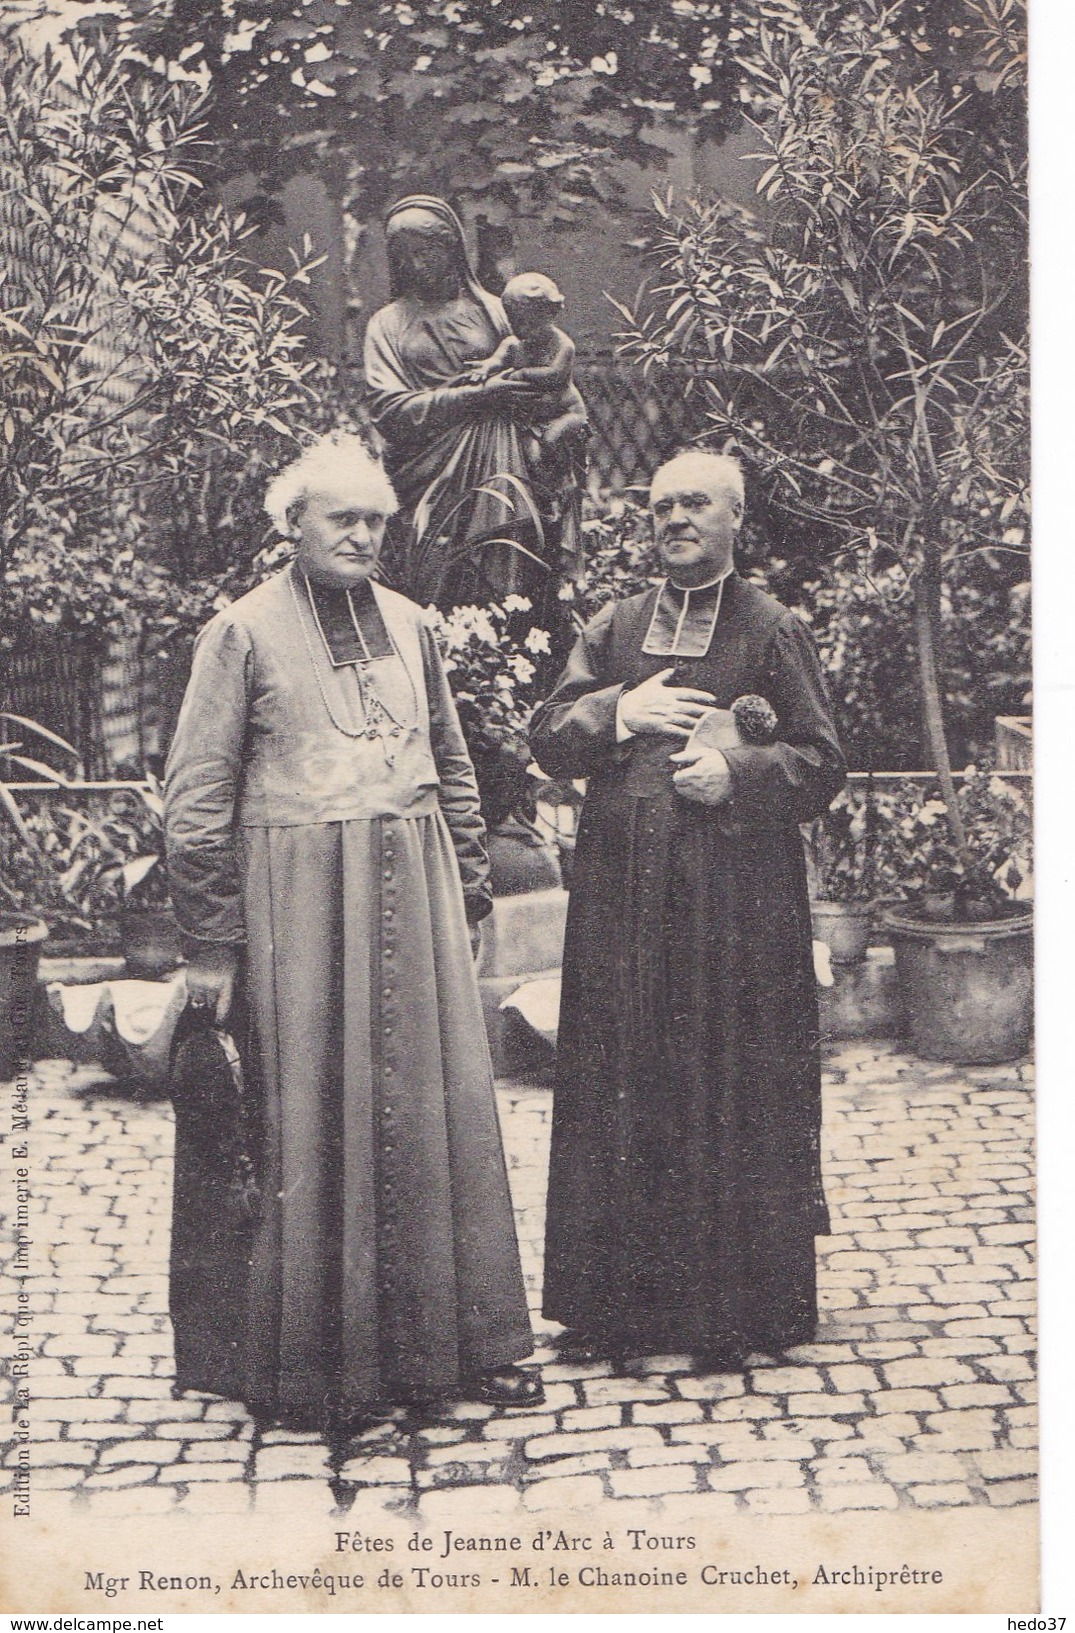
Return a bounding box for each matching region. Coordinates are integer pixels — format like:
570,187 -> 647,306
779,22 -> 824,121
565,493 -> 658,623
803,788 -> 879,904
808,772 -> 1032,915
427,596 -> 547,762
806,773 -> 1032,912
425,595 -> 556,830
870,771 -> 1032,913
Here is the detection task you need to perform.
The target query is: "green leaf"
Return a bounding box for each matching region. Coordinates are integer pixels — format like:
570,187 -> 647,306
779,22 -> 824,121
0,713 -> 80,762
0,783 -> 48,865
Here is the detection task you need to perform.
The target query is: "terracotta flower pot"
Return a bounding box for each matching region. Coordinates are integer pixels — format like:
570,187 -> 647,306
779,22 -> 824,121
809,899 -> 873,964
882,903 -> 1033,1063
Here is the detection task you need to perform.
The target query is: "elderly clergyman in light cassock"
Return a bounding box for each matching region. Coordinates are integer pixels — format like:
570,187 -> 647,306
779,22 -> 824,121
163,432 -> 542,1430
530,449 -> 846,1371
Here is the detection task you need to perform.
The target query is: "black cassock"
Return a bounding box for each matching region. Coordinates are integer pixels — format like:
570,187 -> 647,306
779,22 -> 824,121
530,572 -> 846,1355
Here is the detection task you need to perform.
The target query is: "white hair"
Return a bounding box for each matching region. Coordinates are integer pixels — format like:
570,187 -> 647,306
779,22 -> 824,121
264,433 -> 399,533
650,450 -> 745,508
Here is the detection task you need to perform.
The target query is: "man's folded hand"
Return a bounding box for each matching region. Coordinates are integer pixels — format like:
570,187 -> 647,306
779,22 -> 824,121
619,666 -> 716,737
668,744 -> 732,805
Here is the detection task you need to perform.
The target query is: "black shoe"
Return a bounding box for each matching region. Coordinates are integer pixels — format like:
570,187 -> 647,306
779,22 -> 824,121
693,1342 -> 748,1375
557,1330 -> 632,1369
261,1405 -> 327,1434
324,1408 -> 385,1440
761,1325 -> 817,1354
556,1330 -> 608,1365
464,1365 -> 545,1409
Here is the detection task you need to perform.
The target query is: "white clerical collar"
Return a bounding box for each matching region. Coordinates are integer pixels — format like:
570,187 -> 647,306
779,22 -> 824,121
667,566 -> 734,593
641,570 -> 733,658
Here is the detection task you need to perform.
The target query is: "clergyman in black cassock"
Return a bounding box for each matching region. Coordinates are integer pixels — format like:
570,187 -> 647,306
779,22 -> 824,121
530,451 -> 846,1367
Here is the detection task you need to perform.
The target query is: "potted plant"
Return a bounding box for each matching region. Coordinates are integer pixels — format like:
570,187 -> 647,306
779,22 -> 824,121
870,771 -> 1032,1061
0,909 -> 48,1080
616,0 -> 1031,1061
803,786 -> 877,965
1,715 -> 179,975
83,777 -> 181,979
1,793 -> 102,962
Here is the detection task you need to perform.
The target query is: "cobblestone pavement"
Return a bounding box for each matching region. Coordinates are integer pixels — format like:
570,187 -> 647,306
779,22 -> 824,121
2,1042 -> 1036,1519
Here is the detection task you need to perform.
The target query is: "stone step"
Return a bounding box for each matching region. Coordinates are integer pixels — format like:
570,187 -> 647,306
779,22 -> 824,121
479,970 -> 559,1079
476,887 -> 568,979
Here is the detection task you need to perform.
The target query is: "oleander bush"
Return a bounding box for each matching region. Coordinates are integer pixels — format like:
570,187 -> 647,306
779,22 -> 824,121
613,0 -> 1029,912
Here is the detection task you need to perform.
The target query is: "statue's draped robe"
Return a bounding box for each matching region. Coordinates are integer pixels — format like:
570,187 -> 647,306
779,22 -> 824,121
364,290 -> 538,609
164,567 -> 531,1415
530,575 -> 846,1353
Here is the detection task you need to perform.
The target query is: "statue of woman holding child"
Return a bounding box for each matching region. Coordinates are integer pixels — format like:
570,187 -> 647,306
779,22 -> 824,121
363,195 -> 586,630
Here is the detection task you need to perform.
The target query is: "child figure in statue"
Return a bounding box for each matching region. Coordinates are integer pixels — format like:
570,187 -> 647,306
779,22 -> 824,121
461,272 -> 589,473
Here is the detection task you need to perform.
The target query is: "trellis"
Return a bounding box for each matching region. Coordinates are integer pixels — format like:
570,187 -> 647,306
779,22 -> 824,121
4,359 -> 710,768
576,357 -> 713,493
2,638 -> 106,777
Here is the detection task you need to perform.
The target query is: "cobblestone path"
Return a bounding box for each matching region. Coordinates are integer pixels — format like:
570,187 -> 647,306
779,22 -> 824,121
2,1042 -> 1036,1519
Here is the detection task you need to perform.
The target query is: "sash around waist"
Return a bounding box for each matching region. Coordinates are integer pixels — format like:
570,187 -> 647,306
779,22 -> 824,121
235,785 -> 441,827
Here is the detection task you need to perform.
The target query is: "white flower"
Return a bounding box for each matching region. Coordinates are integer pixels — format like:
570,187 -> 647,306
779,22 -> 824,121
523,627 -> 551,655
449,607 -> 496,645
590,51 -> 618,74
689,62 -> 713,89
510,655 -> 536,684
503,593 -> 533,614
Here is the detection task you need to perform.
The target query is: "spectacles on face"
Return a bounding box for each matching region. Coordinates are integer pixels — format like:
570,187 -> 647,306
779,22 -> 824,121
653,491 -> 717,521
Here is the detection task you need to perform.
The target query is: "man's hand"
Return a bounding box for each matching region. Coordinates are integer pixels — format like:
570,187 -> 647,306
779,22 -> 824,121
619,666 -> 717,738
669,745 -> 732,806
185,944 -> 240,1025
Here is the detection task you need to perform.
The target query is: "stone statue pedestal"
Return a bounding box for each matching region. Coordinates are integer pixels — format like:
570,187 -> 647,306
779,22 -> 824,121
476,886 -> 567,1073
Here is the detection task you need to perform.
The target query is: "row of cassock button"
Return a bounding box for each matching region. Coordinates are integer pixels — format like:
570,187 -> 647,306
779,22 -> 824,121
622,812 -> 660,1114
380,826 -> 398,1295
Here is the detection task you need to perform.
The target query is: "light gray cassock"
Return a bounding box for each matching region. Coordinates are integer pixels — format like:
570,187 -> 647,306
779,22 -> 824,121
163,565 -> 532,1417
